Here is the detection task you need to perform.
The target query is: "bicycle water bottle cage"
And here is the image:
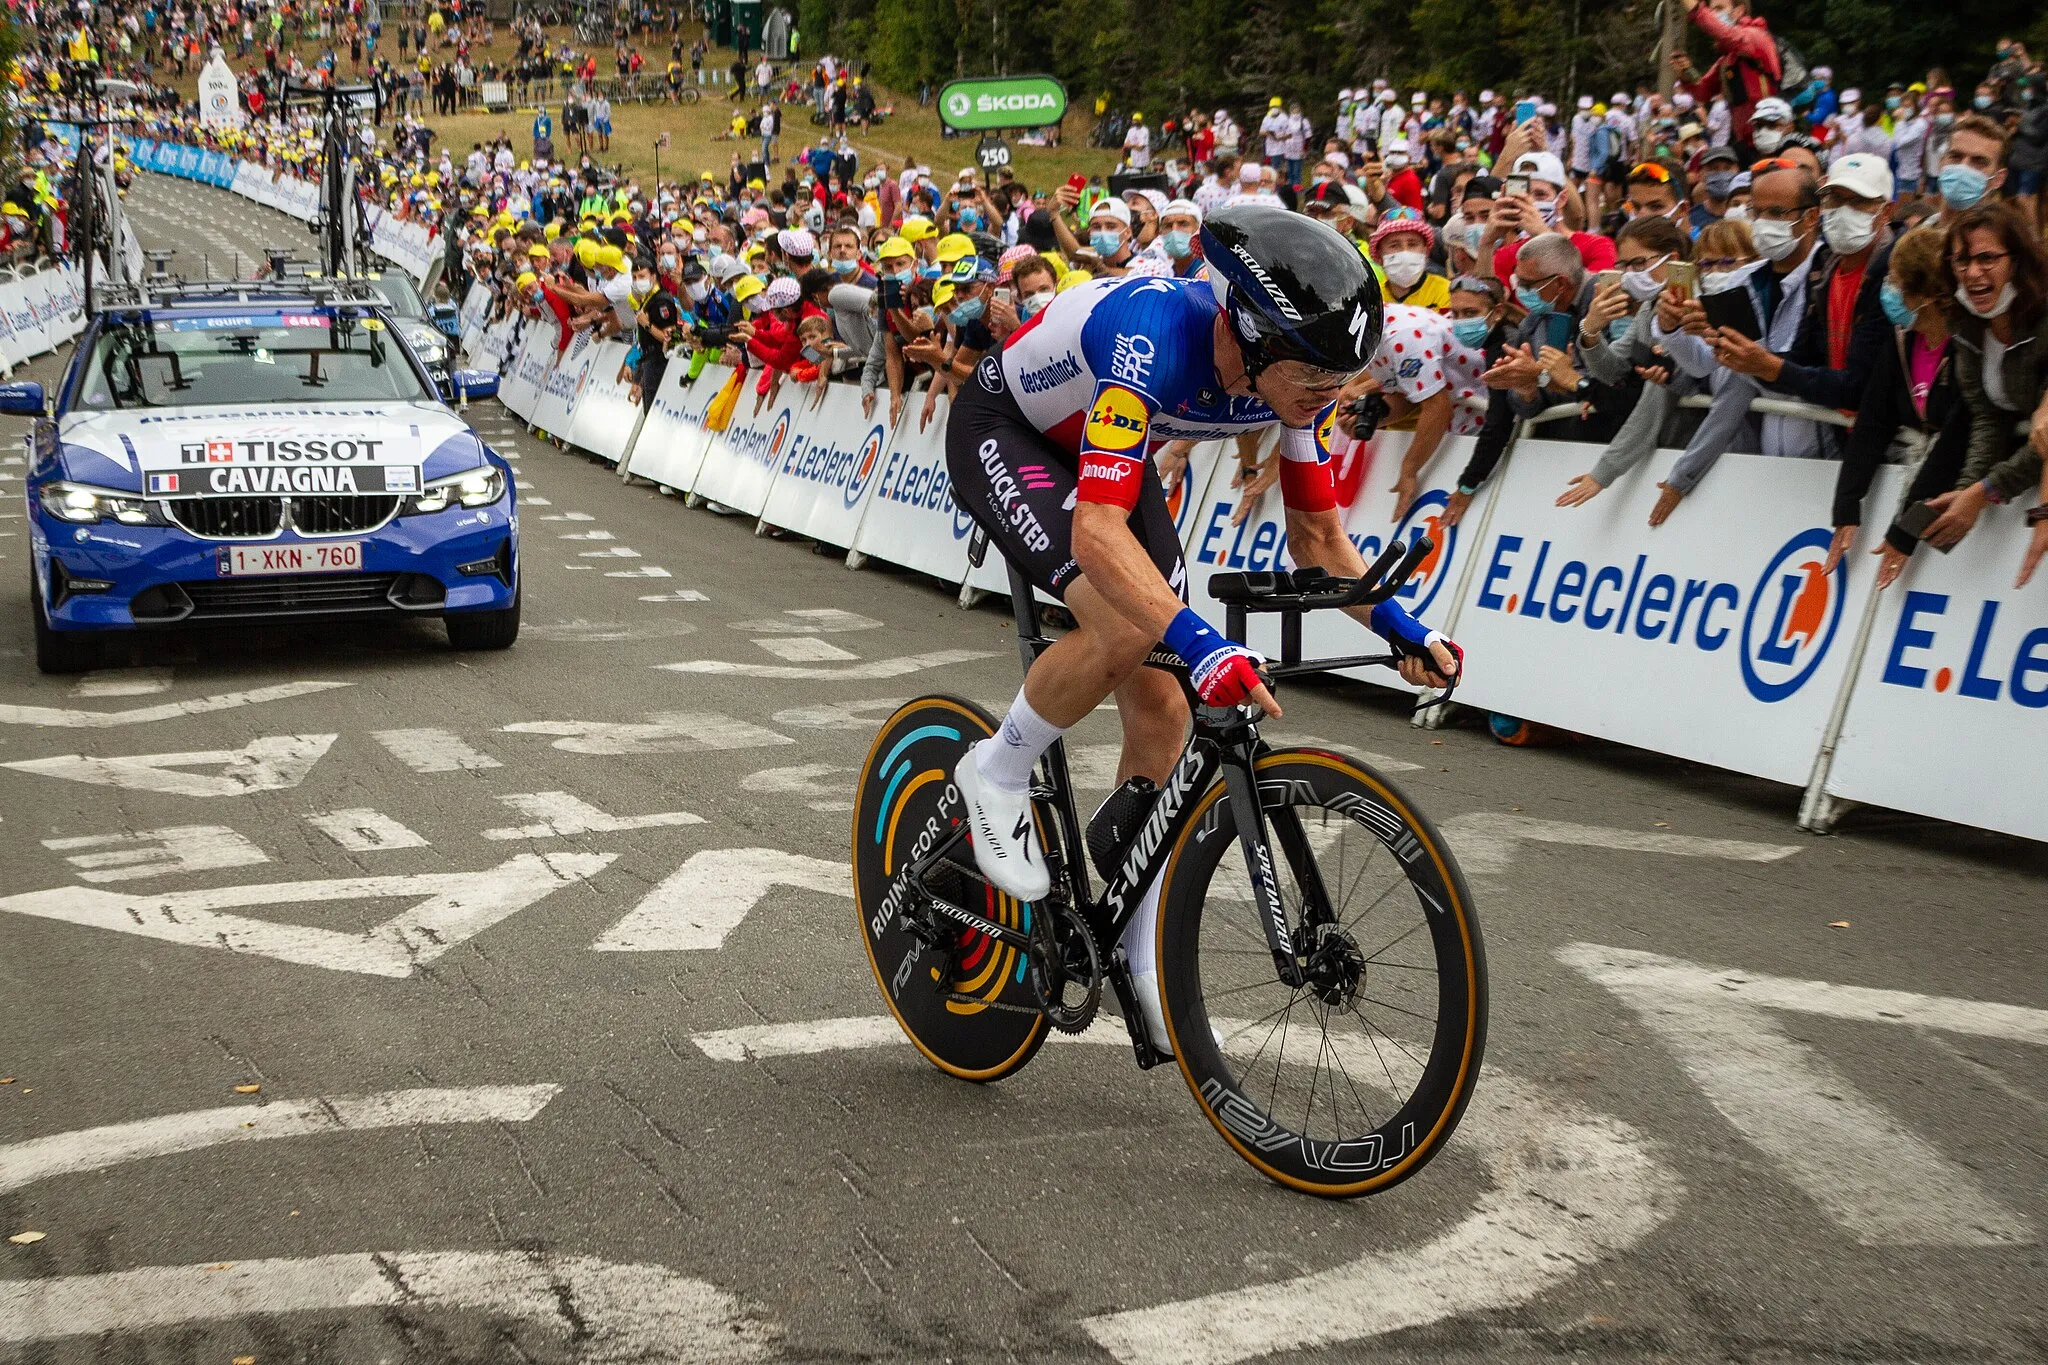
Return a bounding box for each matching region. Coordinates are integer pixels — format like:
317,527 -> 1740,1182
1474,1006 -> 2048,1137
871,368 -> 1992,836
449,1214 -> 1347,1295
1085,776 -> 1158,882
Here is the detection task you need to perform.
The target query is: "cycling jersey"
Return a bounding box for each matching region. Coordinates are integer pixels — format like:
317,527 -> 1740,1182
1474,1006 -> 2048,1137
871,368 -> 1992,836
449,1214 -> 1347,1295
996,274 -> 1338,513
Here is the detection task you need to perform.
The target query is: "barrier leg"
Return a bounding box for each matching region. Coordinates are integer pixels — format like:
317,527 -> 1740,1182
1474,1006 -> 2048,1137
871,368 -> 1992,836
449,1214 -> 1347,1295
1414,420 -> 1526,729
957,583 -> 984,610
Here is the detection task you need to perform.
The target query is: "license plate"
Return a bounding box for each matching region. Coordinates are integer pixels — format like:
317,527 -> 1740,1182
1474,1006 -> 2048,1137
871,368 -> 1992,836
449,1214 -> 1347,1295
218,541 -> 364,576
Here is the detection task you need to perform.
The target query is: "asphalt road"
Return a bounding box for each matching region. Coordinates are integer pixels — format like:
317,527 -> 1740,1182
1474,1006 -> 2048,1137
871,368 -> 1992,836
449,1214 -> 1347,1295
2,175 -> 2045,1365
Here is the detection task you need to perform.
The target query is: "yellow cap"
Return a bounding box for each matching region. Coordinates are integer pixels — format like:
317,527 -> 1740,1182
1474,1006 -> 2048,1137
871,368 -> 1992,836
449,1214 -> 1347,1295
747,177 -> 766,190
426,170 -> 441,185
899,215 -> 937,243
596,244 -> 627,272
1269,96 -> 1283,107
875,236 -> 914,261
574,238 -> 600,267
519,158 -> 531,169
741,242 -> 765,261
935,233 -> 975,265
543,221 -> 561,240
731,274 -> 765,303
932,280 -> 956,306
527,243 -> 550,260
1056,268 -> 1094,292
515,271 -> 538,290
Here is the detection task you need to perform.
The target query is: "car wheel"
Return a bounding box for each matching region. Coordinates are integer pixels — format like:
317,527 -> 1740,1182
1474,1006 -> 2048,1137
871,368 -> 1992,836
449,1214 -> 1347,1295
445,582 -> 520,651
32,574 -> 99,674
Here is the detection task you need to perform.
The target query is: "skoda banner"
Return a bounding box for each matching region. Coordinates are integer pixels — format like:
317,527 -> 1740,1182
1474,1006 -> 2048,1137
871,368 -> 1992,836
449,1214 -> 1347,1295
937,75 -> 1068,132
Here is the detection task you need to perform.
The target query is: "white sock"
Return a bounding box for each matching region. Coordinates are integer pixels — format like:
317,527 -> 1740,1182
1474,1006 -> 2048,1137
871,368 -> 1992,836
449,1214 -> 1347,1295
973,686 -> 1066,795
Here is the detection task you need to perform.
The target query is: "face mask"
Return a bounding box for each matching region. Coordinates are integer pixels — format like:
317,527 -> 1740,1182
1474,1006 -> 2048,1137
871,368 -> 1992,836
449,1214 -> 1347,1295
1463,220 -> 1486,251
1879,280 -> 1919,329
686,280 -> 708,303
1620,257 -> 1669,301
1606,315 -> 1635,342
1090,229 -> 1124,257
1752,127 -> 1786,155
831,257 -> 859,276
1885,96 -> 1901,111
957,208 -> 981,230
1705,171 -> 1736,200
1451,316 -> 1492,348
1456,141 -> 1472,154
1938,163 -> 1989,209
1534,196 -> 1560,226
1162,229 -> 1193,259
1749,216 -> 1804,262
1384,153 -> 1409,170
1974,95 -> 1993,110
886,267 -> 914,285
1020,289 -> 1055,319
1956,281 -> 2016,319
1702,259 -> 1765,294
1515,284 -> 1552,316
1822,206 -> 1879,256
1934,112 -> 1956,129
658,253 -> 677,270
1383,250 -> 1427,288
947,295 -> 986,326
1723,203 -> 1752,222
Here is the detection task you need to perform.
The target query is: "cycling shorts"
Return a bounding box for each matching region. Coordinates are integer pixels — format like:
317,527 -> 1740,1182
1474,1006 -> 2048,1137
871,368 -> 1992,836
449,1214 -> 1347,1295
946,362 -> 1185,602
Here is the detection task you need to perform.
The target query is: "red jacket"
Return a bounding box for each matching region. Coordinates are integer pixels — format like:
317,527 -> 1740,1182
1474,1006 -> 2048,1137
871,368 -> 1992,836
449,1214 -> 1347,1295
746,311 -> 803,372
1683,6 -> 1780,143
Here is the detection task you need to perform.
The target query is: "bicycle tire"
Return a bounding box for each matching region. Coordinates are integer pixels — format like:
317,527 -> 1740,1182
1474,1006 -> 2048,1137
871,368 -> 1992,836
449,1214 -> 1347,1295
1157,748 -> 1486,1197
852,696 -> 1050,1083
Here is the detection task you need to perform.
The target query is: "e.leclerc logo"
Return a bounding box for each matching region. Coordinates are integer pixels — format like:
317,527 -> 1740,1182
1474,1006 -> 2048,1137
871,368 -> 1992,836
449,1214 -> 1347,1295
843,425 -> 886,508
1474,525 -> 1845,704
1389,488 -> 1457,616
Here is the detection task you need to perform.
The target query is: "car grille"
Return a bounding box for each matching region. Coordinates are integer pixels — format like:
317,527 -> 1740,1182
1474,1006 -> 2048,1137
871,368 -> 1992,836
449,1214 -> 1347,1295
291,495 -> 401,535
166,498 -> 282,538
182,573 -> 407,617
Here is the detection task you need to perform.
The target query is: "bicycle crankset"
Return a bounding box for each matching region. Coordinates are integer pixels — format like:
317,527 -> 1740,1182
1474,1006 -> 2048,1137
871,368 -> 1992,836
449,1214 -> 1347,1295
1025,900 -> 1103,1034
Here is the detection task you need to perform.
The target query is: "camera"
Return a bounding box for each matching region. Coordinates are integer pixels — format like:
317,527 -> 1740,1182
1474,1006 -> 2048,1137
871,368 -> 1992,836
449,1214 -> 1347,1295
1342,391 -> 1390,441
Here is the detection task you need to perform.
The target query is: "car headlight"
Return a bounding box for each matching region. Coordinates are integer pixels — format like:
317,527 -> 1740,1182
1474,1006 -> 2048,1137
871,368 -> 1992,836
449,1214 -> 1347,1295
37,481 -> 163,526
403,465 -> 505,514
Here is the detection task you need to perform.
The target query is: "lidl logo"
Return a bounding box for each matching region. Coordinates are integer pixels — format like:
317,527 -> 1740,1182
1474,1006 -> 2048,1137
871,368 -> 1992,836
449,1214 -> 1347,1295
1390,489 -> 1456,616
843,425 -> 886,508
1084,385 -> 1148,453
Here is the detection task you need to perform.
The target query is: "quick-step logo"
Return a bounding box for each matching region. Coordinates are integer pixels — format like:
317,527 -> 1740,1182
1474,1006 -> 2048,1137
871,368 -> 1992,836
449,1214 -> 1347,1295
1880,589 -> 2048,709
1474,526 -> 1847,703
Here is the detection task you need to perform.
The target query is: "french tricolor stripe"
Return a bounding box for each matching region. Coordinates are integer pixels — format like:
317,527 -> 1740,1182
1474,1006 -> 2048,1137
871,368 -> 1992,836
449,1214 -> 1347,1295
146,473 -> 179,494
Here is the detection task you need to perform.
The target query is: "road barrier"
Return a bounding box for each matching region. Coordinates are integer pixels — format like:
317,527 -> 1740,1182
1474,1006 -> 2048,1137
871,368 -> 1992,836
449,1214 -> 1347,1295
0,260 -> 89,376
120,157 -> 2048,843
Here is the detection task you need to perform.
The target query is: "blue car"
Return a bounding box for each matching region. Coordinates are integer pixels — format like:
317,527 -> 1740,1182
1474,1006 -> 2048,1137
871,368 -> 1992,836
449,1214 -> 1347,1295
9,286 -> 518,673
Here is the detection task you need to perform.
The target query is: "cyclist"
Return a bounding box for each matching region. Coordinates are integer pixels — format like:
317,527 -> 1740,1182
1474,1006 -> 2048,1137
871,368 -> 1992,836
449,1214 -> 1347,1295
945,204 -> 1463,1050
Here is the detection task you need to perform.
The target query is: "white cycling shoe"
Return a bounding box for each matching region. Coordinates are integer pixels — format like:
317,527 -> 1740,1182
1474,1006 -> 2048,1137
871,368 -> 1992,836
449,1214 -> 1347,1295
954,751 -> 1052,903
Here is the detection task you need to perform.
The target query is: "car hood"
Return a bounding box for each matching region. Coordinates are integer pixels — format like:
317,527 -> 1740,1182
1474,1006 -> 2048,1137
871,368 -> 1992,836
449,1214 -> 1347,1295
53,401 -> 489,492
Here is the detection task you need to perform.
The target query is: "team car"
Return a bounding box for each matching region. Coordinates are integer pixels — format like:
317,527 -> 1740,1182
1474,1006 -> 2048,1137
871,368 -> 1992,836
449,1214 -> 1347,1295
8,281 -> 518,673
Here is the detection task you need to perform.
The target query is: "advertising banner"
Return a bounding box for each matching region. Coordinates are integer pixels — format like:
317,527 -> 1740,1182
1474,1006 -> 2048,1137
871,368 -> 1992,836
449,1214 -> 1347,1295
691,381 -> 793,516
622,362 -> 729,492
562,338 -> 643,464
848,392 -> 975,586
758,383 -> 893,549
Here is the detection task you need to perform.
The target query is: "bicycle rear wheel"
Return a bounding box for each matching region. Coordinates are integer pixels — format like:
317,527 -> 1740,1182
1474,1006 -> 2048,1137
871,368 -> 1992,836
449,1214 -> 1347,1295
852,696 -> 1050,1082
1157,748 -> 1486,1197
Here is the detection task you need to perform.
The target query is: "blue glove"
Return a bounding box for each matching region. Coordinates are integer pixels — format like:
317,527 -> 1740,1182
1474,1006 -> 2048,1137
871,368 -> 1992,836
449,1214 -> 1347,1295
1164,607 -> 1265,706
1371,600 -> 1464,683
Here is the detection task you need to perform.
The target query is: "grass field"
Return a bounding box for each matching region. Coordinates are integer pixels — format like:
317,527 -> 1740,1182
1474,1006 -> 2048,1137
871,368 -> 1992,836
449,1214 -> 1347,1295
173,22 -> 1122,191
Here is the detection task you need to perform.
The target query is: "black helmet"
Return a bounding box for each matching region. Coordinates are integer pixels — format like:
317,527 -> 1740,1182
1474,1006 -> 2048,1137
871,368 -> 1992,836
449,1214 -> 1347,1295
1199,204 -> 1383,382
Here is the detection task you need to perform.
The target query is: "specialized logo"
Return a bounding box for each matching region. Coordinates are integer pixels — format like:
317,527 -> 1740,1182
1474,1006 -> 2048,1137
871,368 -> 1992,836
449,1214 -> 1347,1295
842,425 -> 887,508
1226,244 -> 1302,321
1389,489 -> 1456,616
1740,529 -> 1844,703
1347,302 -> 1374,356
1084,385 -> 1148,453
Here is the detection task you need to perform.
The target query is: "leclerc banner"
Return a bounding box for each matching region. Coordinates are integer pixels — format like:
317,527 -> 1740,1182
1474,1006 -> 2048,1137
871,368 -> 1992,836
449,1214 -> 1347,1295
1448,446 -> 1906,788
692,383 -> 792,515
758,382 -> 892,550
622,362 -> 729,491
562,337 -> 643,463
1822,507 -> 2047,842
848,391 -> 975,585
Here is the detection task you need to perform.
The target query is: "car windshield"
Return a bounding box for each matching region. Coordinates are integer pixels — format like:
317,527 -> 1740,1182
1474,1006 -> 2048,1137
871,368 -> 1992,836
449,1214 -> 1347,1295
363,276 -> 425,318
74,311 -> 437,409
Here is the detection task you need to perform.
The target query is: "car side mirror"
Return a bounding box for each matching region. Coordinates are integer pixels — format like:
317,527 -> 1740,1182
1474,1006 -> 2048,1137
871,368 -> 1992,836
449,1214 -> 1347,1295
446,370 -> 499,402
0,381 -> 45,416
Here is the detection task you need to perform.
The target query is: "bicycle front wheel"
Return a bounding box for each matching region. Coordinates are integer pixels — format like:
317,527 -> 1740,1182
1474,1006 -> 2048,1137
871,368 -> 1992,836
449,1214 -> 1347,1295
1157,748 -> 1486,1197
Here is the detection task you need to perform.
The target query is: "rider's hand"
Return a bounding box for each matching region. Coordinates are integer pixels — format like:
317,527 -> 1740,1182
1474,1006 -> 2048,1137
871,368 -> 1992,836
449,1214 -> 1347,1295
1166,608 -> 1282,718
1371,600 -> 1463,691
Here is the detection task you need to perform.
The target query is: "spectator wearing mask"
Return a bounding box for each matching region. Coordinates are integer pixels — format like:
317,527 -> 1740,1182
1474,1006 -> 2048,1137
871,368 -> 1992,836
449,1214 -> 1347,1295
1478,149 -> 1617,284
1647,162 -> 1828,525
1620,158 -> 1690,228
1748,98 -> 1797,157
1691,146 -> 1741,232
1383,140 -> 1425,211
860,235 -> 919,423
1928,114 -> 2009,227
1917,204 -> 2048,553
1556,215 -> 1701,507
1372,211 -> 1447,310
1669,0 -> 1781,158
1441,176 -> 1501,277
1152,199 -> 1206,278
1008,255 -> 1059,322
1826,226 -> 1963,582
1891,87 -> 1932,201
629,258 -> 680,408
1441,275 -> 1508,435
1259,96 -> 1290,168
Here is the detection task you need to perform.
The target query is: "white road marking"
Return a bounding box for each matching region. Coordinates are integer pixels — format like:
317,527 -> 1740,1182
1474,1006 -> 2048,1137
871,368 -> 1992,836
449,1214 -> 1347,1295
579,546 -> 642,558
690,1013 -> 1680,1362
371,727 -> 503,773
771,698 -> 911,730
0,1085 -> 559,1194
4,734 -> 336,798
0,853 -> 612,977
1438,813 -> 1802,876
522,495 -> 552,505
638,589 -> 710,602
729,608 -> 883,634
1560,943 -> 2038,1247
481,792 -> 705,840
658,649 -> 996,680
305,809 -> 430,851
501,713 -> 792,755
42,825 -> 269,884
606,566 -> 673,578
0,681 -> 350,729
738,764 -> 855,811
0,1251 -> 777,1360
539,512 -> 596,521
593,848 -> 850,951
559,530 -> 616,540
69,668 -> 175,697
753,636 -> 858,662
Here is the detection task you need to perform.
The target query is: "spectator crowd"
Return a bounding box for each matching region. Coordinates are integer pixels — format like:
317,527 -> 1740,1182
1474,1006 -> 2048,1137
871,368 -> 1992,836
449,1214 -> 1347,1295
8,0 -> 2048,586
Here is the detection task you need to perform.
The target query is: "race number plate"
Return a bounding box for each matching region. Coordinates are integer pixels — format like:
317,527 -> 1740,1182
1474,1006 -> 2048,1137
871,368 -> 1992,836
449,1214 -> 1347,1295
218,541 -> 364,576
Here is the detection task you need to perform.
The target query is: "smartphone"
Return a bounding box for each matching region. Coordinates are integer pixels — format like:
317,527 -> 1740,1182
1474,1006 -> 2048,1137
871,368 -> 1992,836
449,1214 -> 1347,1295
1897,500 -> 1950,548
1594,269 -> 1622,292
1503,175 -> 1530,200
1514,99 -> 1538,125
1665,261 -> 1699,298
1066,173 -> 1089,193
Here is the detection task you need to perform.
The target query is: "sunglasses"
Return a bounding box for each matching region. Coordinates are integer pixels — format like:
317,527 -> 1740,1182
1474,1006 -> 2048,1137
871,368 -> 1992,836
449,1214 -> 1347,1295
1627,161 -> 1673,183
